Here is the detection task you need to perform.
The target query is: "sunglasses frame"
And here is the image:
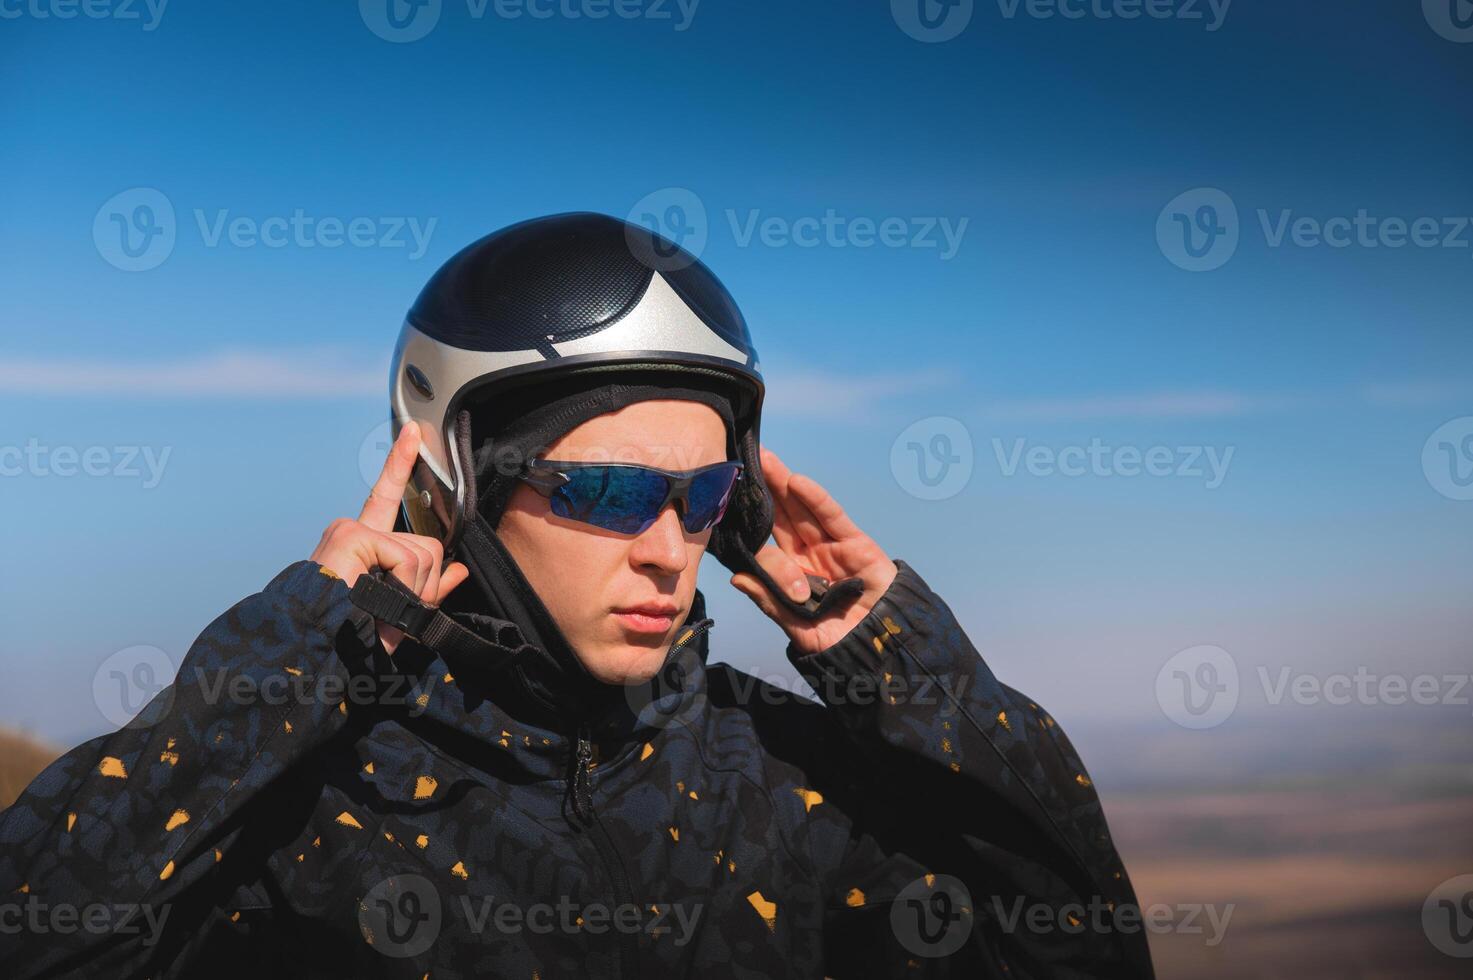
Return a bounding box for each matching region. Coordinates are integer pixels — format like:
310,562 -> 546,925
517,457 -> 745,535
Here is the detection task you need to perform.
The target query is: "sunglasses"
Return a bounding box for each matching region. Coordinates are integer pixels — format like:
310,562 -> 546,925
517,458 -> 744,535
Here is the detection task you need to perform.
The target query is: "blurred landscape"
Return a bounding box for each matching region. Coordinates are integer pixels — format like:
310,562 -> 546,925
7,706 -> 1467,978
1085,708 -> 1473,979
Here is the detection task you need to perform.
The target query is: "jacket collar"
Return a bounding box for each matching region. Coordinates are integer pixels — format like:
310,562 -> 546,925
388,586 -> 715,782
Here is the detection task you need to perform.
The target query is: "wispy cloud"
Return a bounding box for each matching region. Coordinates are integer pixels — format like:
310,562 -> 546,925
760,365 -> 962,419
0,348 -> 385,398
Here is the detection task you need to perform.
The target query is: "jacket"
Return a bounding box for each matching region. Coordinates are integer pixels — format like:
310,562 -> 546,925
0,557 -> 1155,979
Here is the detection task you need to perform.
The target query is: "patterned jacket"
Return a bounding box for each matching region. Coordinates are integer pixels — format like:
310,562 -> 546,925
0,558 -> 1154,979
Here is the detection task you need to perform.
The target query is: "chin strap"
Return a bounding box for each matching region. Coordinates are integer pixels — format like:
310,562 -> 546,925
347,568 -> 532,671
730,537 -> 866,621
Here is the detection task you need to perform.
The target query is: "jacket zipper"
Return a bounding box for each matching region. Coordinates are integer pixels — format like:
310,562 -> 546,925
565,616 -> 714,978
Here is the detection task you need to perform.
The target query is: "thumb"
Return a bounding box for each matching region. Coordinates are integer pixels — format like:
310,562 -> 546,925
434,561 -> 471,605
731,571 -> 788,626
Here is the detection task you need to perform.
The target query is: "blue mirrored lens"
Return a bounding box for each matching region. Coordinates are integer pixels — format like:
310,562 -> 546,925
683,465 -> 740,532
551,466 -> 669,534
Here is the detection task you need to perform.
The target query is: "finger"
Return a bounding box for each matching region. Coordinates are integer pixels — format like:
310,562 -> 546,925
394,532 -> 445,600
729,571 -> 797,628
352,531 -> 426,595
359,420 -> 420,533
396,536 -> 436,597
761,446 -> 827,549
786,471 -> 863,542
759,446 -> 807,554
753,542 -> 812,603
434,561 -> 470,605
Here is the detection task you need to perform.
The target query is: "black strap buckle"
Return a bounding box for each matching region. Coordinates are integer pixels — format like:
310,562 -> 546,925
347,569 -> 529,667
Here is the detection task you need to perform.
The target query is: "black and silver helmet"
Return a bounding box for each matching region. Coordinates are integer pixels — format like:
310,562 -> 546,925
391,212 -> 764,555
388,211 -> 861,622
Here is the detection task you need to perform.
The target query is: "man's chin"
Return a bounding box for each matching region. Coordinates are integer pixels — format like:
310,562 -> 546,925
586,642 -> 672,687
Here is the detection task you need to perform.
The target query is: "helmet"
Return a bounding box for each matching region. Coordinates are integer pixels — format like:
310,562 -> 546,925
388,211 -> 860,623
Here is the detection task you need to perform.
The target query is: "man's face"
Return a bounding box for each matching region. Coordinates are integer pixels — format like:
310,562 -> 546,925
495,399 -> 728,685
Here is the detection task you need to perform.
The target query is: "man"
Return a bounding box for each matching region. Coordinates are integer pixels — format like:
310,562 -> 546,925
0,213 -> 1154,978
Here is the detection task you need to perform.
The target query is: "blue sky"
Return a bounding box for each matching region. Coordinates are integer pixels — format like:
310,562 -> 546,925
2,1 -> 1470,751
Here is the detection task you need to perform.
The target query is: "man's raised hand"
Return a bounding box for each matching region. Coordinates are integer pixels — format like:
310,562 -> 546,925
309,421 -> 469,653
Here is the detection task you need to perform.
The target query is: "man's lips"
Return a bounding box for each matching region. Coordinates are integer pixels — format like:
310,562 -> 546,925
612,603 -> 678,633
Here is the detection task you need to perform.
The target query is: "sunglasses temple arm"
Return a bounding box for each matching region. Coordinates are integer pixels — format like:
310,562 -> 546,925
736,541 -> 865,621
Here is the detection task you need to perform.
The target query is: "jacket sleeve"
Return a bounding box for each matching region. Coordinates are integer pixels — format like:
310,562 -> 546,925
787,559 -> 1155,979
0,561 -> 368,979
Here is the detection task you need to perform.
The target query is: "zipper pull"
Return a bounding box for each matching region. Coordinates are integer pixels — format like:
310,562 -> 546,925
670,616 -> 715,654
571,724 -> 594,824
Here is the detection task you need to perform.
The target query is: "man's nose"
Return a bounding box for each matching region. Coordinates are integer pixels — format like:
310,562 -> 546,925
629,503 -> 690,574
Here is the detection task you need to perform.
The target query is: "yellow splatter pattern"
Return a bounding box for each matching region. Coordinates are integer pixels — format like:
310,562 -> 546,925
747,890 -> 777,931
